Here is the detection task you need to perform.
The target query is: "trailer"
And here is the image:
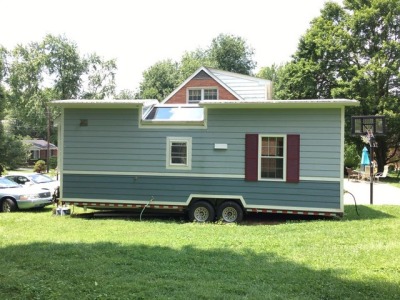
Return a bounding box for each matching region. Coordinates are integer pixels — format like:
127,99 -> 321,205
52,68 -> 358,222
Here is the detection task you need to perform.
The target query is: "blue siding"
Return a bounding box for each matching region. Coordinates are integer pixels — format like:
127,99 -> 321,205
63,107 -> 342,178
63,174 -> 340,210
61,106 -> 342,211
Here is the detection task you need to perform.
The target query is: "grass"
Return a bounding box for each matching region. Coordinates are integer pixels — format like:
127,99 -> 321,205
383,172 -> 400,188
1,206 -> 400,299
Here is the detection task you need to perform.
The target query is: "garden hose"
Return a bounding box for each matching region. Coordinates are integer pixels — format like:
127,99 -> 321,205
140,196 -> 154,221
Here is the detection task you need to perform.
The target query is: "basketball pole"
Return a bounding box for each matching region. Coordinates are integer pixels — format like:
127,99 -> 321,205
369,136 -> 374,205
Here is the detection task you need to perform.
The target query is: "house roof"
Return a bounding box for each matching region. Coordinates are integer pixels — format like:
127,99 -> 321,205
160,66 -> 272,104
199,99 -> 359,109
24,139 -> 58,150
51,99 -> 158,108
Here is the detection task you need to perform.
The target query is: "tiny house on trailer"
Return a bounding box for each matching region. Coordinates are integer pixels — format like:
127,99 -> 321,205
52,68 -> 358,222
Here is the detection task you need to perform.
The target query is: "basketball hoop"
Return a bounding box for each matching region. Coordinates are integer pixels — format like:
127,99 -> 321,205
351,115 -> 386,205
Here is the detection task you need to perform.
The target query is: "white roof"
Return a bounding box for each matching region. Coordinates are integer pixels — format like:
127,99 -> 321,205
199,99 -> 359,108
51,99 -> 158,108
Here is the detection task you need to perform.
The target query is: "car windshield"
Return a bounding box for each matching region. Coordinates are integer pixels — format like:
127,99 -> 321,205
30,174 -> 54,183
0,177 -> 20,188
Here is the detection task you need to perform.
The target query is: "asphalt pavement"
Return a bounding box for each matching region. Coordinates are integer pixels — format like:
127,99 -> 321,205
344,178 -> 400,205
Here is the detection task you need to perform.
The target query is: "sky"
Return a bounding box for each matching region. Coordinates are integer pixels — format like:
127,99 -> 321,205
1,0 -> 342,93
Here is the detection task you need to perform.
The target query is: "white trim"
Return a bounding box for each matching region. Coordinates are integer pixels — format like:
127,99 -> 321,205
258,135 -> 286,181
63,198 -> 183,206
61,170 -> 343,182
62,196 -> 343,214
166,137 -> 192,170
300,177 -> 341,182
187,194 -> 246,206
245,204 -> 343,213
51,99 -> 158,109
58,109 -> 65,199
62,170 -> 245,178
340,107 -> 345,211
200,99 -> 359,109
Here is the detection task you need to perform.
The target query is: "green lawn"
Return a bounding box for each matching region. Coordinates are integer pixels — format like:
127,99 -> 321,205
1,206 -> 399,299
384,172 -> 400,188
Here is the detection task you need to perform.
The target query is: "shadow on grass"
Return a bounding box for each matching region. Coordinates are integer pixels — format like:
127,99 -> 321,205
344,205 -> 396,221
70,209 -> 338,225
0,242 -> 399,299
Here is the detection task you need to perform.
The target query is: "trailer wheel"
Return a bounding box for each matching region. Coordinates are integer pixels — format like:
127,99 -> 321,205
217,201 -> 243,223
1,198 -> 17,213
188,201 -> 215,222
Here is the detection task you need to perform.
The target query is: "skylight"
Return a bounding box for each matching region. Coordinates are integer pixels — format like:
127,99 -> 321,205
143,106 -> 204,122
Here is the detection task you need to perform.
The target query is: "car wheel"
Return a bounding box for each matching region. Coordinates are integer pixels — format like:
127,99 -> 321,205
1,198 -> 17,213
217,201 -> 243,223
188,201 -> 215,222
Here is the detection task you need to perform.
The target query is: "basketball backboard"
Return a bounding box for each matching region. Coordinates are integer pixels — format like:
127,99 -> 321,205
351,115 -> 386,136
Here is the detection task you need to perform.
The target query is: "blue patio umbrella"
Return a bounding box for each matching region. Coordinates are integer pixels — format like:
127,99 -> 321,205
361,146 -> 370,166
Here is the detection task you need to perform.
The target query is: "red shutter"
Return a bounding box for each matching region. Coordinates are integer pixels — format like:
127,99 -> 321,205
245,134 -> 259,181
286,134 -> 300,183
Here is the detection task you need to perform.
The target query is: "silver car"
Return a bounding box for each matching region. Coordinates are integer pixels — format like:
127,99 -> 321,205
0,177 -> 53,212
5,173 -> 60,200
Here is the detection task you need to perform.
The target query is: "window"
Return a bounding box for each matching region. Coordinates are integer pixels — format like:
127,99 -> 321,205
260,136 -> 285,180
166,137 -> 192,170
188,88 -> 218,103
245,134 -> 299,183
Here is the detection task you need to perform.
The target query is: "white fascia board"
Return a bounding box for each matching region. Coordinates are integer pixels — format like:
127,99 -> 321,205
199,99 -> 360,109
50,99 -> 158,109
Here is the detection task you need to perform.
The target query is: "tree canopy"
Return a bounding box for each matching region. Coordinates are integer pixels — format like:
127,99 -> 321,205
138,34 -> 256,101
264,0 -> 400,169
4,34 -> 117,139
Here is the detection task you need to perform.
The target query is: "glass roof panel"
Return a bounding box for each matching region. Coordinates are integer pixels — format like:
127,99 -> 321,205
144,107 -> 204,121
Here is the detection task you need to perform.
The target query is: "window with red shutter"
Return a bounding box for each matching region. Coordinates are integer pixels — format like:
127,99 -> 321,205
245,134 -> 300,182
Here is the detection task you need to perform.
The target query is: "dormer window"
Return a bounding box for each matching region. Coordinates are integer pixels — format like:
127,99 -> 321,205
188,88 -> 218,104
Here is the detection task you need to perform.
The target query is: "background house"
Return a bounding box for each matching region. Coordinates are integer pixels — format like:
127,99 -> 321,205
23,139 -> 58,164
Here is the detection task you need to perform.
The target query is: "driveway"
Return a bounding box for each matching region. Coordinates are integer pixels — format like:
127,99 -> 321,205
344,179 -> 400,205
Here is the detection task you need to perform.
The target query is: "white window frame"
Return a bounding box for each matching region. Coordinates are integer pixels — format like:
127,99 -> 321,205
166,137 -> 192,170
187,87 -> 218,104
258,135 -> 286,181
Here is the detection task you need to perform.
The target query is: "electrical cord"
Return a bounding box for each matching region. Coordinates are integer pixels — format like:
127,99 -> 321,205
140,196 -> 154,221
344,190 -> 359,216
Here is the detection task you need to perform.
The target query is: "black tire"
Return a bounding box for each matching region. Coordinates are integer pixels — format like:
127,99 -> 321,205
217,201 -> 243,223
188,201 -> 215,222
1,198 -> 17,213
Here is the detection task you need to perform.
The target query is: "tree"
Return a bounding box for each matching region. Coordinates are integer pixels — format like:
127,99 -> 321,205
138,33 -> 257,101
81,53 -> 116,99
209,34 -> 256,75
138,60 -> 179,101
6,34 -> 117,138
272,0 -> 400,170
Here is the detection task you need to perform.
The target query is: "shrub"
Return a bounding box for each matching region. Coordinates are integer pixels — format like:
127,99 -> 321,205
49,156 -> 57,169
33,160 -> 47,173
344,143 -> 360,169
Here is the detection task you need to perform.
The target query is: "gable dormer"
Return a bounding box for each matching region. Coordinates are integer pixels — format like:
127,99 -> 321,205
162,67 -> 273,104
163,68 -> 239,104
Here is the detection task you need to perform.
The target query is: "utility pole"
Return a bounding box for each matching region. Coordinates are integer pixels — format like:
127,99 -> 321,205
47,106 -> 51,173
